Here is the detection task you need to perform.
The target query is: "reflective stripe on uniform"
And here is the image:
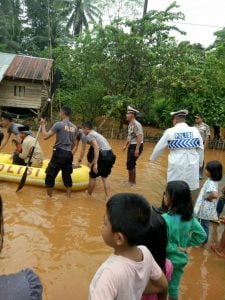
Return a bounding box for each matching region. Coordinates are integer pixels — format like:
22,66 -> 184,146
168,138 -> 200,149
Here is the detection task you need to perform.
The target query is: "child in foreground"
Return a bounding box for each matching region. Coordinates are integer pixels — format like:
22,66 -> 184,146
162,181 -> 207,300
194,160 -> 223,243
89,193 -> 168,300
140,211 -> 173,300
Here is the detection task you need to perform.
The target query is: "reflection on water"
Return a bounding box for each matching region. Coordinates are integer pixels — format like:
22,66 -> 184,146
0,137 -> 225,300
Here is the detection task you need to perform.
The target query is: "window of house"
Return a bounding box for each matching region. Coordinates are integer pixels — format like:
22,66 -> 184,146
14,86 -> 25,97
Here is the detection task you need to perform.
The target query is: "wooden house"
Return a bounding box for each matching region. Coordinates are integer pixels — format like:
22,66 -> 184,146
0,52 -> 53,118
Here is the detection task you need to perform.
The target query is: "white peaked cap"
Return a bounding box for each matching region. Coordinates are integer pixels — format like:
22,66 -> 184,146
170,109 -> 189,117
127,106 -> 140,114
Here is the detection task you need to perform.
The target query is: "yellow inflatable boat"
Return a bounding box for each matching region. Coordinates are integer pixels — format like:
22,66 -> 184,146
0,154 -> 89,191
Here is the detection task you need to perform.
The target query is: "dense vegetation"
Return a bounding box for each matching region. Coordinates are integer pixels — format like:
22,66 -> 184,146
1,0 -> 225,128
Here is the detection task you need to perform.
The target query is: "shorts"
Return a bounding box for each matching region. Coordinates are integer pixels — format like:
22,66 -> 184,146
87,146 -> 94,163
126,143 -> 143,170
45,148 -> 73,188
90,150 -> 116,179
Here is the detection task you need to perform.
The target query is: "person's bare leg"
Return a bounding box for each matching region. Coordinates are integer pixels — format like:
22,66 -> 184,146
66,187 -> 72,198
218,229 -> 225,253
47,187 -> 53,197
102,177 -> 110,200
133,168 -> 136,184
88,178 -> 96,196
128,169 -> 135,186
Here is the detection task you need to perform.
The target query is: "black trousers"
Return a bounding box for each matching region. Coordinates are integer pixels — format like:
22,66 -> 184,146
126,144 -> 143,170
45,148 -> 73,188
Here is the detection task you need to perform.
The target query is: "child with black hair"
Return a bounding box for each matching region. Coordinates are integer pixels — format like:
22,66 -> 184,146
89,193 -> 168,300
140,211 -> 173,300
162,181 -> 206,300
194,160 -> 223,243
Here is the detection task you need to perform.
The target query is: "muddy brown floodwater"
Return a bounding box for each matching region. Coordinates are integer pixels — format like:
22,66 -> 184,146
0,136 -> 225,300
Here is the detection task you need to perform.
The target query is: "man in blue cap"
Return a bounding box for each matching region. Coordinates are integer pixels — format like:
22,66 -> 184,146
150,109 -> 204,192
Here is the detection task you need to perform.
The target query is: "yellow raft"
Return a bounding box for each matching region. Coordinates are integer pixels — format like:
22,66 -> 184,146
0,154 -> 89,191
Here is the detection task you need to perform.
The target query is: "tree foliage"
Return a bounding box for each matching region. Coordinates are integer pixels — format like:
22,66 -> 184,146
0,0 -> 23,52
0,0 -> 225,128
64,0 -> 102,36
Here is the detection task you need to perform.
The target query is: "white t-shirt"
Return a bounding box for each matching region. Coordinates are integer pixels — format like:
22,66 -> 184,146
194,178 -> 219,220
89,246 -> 162,300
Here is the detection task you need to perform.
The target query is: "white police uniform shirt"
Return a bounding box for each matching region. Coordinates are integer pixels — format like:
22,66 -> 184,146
150,122 -> 204,191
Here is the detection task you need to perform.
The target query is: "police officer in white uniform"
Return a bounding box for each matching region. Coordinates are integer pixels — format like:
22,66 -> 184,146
149,110 -> 204,191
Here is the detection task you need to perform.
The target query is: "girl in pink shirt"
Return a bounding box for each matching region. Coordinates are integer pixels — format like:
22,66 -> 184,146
141,210 -> 173,300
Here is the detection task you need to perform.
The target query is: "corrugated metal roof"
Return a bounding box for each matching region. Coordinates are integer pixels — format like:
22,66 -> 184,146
0,53 -> 16,82
5,55 -> 53,81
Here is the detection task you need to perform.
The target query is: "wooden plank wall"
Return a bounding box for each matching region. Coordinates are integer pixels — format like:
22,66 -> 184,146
0,79 -> 43,109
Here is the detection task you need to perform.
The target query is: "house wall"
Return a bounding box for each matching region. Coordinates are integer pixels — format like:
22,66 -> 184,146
0,79 -> 47,109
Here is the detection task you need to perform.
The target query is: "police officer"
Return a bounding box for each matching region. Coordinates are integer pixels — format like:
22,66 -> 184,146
194,113 -> 210,179
150,110 -> 204,191
82,121 -> 116,200
0,113 -> 23,151
40,106 -> 77,197
123,106 -> 143,186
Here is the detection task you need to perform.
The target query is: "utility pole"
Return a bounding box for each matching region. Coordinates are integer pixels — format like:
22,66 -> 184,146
47,0 -> 52,58
143,0 -> 148,17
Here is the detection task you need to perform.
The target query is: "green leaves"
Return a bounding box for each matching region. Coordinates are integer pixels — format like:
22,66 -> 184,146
2,0 -> 223,129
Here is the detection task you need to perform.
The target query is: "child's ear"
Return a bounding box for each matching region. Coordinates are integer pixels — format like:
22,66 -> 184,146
114,232 -> 125,246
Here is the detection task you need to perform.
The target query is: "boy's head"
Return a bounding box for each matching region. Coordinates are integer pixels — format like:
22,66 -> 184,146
82,121 -> 93,135
102,193 -> 151,248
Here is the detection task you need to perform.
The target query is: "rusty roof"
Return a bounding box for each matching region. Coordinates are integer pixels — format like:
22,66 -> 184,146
0,53 -> 16,82
0,53 -> 53,81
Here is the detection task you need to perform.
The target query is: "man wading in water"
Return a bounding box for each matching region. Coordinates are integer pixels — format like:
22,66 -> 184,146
40,106 -> 77,197
123,106 -> 143,186
150,110 -> 204,197
82,121 -> 116,200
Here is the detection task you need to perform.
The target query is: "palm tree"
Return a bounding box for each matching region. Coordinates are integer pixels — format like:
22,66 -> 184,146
143,0 -> 148,17
64,0 -> 102,36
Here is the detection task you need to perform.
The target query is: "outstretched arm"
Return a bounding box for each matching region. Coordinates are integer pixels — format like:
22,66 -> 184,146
72,139 -> 80,156
149,131 -> 168,161
40,118 -> 54,140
